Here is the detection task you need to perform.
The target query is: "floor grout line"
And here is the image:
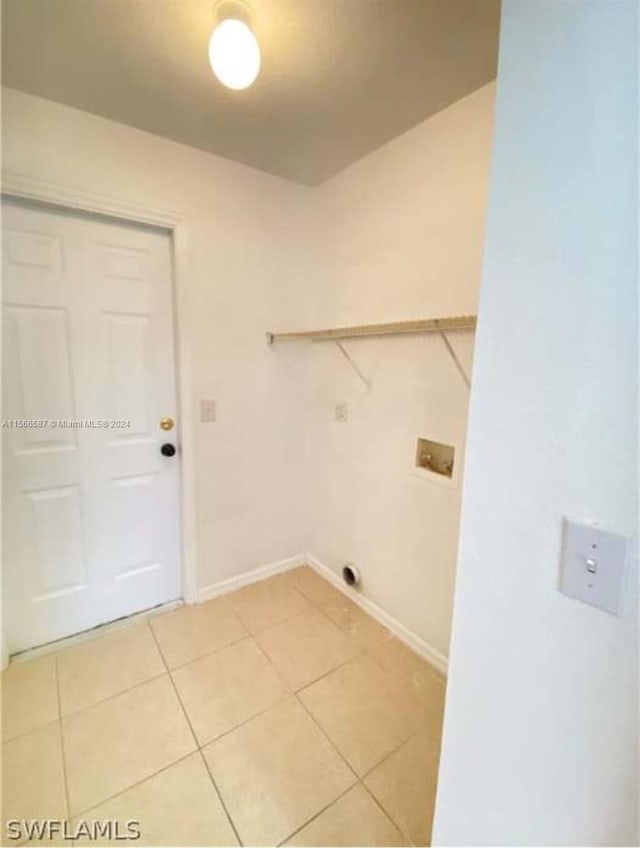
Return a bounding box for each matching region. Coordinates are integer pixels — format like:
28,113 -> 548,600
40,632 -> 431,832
291,689 -> 356,775
193,689 -> 291,749
274,780 -> 358,847
165,627 -> 294,750
241,579 -> 371,695
279,584 -> 439,846
2,714 -> 62,746
5,603 -> 333,747
8,567 -> 353,676
357,726 -> 443,847
58,669 -> 169,721
32,618 -> 252,728
53,655 -> 73,828
148,618 -> 244,847
230,598 -> 315,637
360,780 -> 417,846
58,628 -> 200,818
360,773 -> 416,846
359,729 -> 421,782
70,750 -> 197,821
275,776 -> 416,848
248,637 -> 365,847
275,683 -> 421,847
160,630 -> 251,674
171,630 -> 368,753
10,578 -> 365,736
198,749 -> 244,847
61,622 -> 201,822
292,647 -> 367,694
63,739 -> 427,848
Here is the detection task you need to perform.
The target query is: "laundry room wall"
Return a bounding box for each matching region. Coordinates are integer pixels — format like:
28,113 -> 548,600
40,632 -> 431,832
304,83 -> 496,662
2,81 -> 497,664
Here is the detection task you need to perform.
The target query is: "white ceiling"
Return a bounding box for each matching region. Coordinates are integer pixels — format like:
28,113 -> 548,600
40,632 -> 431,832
2,0 -> 500,186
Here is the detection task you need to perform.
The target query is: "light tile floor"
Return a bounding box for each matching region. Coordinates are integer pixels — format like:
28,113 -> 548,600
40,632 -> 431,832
2,566 -> 446,847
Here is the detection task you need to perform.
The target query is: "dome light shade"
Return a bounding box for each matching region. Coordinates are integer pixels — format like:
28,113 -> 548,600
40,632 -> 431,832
208,18 -> 260,90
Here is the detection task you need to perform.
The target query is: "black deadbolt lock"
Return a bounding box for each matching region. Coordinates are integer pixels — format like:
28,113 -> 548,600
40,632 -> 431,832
160,443 -> 176,457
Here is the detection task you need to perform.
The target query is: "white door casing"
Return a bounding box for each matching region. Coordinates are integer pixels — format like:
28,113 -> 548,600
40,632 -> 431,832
2,201 -> 182,653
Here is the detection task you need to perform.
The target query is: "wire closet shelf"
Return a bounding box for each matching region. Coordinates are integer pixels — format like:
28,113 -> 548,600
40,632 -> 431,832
266,314 -> 476,344
266,314 -> 477,389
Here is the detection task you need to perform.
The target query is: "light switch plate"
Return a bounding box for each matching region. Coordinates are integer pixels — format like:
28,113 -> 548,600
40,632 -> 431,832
200,398 -> 216,423
559,517 -> 629,615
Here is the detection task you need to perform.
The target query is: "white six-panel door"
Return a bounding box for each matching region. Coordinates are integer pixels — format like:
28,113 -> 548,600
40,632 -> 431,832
2,201 -> 181,654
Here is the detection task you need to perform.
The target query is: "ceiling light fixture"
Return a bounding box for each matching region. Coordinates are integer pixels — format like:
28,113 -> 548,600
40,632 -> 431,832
208,0 -> 261,91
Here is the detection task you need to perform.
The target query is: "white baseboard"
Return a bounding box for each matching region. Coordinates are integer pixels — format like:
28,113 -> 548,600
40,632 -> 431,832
196,550 -> 448,676
197,553 -> 306,603
306,553 -> 449,676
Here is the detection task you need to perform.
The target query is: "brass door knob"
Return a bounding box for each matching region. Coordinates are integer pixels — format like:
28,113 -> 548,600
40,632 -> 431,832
160,417 -> 175,431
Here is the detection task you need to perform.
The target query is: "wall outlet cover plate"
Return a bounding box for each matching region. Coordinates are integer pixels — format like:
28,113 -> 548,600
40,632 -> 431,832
334,402 -> 348,423
200,398 -> 216,423
559,517 -> 629,615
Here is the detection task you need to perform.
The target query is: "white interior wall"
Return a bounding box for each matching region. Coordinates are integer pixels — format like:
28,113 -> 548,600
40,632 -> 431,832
305,84 -> 495,659
433,1 -> 638,844
1,87 -> 313,592
1,81 -> 496,664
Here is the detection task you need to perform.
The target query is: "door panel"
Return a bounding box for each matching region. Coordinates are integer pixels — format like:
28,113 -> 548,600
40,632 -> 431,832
104,313 -> 152,432
8,305 -> 77,439
3,202 -> 181,653
28,485 -> 87,598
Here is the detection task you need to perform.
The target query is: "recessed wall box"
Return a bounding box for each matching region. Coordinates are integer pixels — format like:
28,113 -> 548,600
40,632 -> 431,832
415,437 -> 455,478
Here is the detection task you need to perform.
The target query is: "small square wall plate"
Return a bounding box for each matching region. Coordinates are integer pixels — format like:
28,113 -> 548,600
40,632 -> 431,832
559,517 -> 630,615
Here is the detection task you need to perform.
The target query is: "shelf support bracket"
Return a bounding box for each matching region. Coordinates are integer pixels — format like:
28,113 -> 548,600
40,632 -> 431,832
438,331 -> 470,390
334,340 -> 371,389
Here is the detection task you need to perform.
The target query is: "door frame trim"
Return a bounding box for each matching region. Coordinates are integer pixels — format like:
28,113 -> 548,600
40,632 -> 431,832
1,171 -> 199,667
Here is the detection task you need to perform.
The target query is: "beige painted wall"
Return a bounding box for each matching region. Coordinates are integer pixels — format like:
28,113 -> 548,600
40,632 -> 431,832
2,82 -> 496,664
1,86 -> 312,592
305,84 -> 495,659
